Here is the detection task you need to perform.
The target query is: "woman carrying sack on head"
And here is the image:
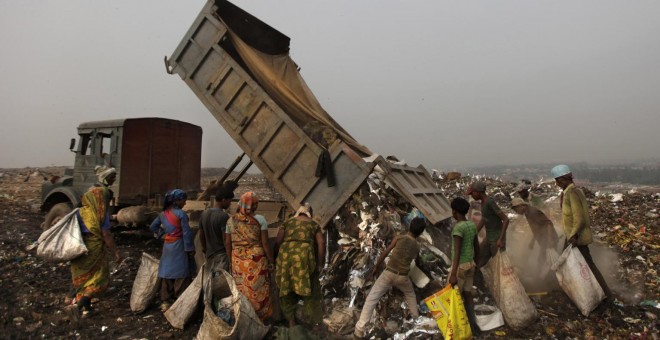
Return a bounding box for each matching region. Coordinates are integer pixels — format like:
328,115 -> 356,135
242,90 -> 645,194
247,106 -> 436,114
149,189 -> 195,312
224,191 -> 274,321
275,203 -> 325,327
65,166 -> 122,322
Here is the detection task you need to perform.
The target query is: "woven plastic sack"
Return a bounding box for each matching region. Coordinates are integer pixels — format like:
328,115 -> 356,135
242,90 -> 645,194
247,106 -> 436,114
130,252 -> 160,313
164,264 -> 204,329
423,284 -> 472,340
37,208 -> 88,262
474,304 -> 504,331
481,251 -> 538,329
550,245 -> 605,316
196,269 -> 269,340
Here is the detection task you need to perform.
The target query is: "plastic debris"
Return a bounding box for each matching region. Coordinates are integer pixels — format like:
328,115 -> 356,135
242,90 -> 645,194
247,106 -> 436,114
640,300 -> 660,309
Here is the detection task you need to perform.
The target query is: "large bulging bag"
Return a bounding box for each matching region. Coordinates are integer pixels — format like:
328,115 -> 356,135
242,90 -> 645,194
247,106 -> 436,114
423,284 -> 472,340
550,245 -> 605,316
481,251 -> 538,329
197,269 -> 269,340
37,208 -> 88,262
165,264 -> 205,329
130,252 -> 160,313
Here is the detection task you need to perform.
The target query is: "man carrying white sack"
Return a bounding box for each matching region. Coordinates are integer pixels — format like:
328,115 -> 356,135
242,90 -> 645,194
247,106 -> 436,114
551,164 -> 612,301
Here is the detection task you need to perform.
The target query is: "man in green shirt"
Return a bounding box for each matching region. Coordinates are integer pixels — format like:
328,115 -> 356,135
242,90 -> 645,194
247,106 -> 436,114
448,197 -> 480,334
467,181 -> 509,268
551,164 -> 612,299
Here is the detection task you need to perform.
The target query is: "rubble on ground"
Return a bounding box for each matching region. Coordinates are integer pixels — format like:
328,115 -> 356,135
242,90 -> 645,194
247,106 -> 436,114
320,169 -> 659,339
0,167 -> 658,339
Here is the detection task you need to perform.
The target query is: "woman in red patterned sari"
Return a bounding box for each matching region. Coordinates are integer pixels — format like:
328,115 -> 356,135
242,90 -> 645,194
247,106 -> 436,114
224,191 -> 274,321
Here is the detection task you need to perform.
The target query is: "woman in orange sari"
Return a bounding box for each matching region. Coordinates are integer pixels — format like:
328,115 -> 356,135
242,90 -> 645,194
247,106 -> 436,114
224,192 -> 274,321
65,166 -> 121,322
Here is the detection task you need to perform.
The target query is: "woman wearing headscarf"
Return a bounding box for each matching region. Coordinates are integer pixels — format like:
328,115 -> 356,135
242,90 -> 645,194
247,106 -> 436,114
149,189 -> 195,312
65,165 -> 121,321
224,191 -> 274,321
275,203 -> 325,327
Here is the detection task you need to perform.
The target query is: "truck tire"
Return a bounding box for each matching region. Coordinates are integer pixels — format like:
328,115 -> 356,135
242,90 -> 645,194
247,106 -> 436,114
42,202 -> 73,230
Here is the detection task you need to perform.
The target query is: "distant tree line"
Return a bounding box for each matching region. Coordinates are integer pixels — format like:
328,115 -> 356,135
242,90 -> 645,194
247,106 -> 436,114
460,161 -> 660,185
571,164 -> 660,185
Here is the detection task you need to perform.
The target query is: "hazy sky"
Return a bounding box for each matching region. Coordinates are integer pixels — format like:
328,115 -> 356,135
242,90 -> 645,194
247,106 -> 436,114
1,0 -> 658,170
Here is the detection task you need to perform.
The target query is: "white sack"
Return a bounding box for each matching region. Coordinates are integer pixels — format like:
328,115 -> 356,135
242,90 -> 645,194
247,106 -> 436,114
196,269 -> 269,340
130,252 -> 160,313
164,264 -> 205,329
550,245 -> 605,316
481,251 -> 538,329
37,208 -> 87,262
474,304 -> 505,331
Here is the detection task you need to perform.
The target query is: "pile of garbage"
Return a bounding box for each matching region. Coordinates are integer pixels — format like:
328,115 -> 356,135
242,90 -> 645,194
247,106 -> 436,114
318,168 -> 660,338
0,167 -> 59,213
590,190 -> 660,302
318,164 -> 450,337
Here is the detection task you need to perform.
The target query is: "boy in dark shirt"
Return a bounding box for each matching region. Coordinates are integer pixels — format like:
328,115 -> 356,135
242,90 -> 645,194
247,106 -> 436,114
199,183 -> 236,273
467,181 -> 509,268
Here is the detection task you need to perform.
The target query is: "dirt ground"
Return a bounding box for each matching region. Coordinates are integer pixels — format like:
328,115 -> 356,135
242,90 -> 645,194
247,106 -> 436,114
0,167 -> 658,339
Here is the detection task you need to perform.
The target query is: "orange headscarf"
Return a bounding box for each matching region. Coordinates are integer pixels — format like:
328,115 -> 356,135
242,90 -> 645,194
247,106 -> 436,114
238,191 -> 258,216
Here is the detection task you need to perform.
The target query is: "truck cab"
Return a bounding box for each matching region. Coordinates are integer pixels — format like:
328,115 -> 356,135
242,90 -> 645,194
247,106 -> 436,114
41,117 -> 202,229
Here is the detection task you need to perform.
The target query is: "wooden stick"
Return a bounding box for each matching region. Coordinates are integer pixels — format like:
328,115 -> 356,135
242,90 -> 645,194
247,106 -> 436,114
538,309 -> 558,317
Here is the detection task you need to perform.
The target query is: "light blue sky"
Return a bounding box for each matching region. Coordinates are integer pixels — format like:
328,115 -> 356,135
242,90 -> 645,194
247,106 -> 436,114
1,1 -> 658,170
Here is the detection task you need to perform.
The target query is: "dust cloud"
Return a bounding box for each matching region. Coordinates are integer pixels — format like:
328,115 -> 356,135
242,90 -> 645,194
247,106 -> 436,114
504,201 -> 644,303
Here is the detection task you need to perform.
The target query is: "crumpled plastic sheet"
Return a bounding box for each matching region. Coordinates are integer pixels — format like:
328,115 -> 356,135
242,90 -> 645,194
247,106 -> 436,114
348,269 -> 365,307
392,316 -> 440,339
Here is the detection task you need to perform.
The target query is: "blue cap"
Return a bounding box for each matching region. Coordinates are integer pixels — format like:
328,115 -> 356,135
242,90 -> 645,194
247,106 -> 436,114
551,164 -> 571,178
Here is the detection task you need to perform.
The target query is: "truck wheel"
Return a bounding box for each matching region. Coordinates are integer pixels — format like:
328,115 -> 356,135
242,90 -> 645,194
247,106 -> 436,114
42,203 -> 73,230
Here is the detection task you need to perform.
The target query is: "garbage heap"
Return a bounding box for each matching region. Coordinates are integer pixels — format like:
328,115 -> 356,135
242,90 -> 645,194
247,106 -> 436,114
318,170 -> 660,338
317,170 -> 529,337
319,166 -> 454,338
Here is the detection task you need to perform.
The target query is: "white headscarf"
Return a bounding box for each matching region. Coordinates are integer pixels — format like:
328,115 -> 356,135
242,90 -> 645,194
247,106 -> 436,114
95,165 -> 117,186
294,203 -> 313,218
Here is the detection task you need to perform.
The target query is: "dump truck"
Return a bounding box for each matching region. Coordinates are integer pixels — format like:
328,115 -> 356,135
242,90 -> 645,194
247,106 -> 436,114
40,118 -> 202,229
167,0 -> 452,227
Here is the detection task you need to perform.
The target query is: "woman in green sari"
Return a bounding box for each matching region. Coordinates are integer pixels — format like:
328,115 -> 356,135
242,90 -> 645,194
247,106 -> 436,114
275,203 -> 325,327
65,166 -> 121,322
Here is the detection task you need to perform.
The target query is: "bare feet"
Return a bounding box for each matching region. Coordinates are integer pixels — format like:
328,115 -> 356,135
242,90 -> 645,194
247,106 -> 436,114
64,305 -> 80,326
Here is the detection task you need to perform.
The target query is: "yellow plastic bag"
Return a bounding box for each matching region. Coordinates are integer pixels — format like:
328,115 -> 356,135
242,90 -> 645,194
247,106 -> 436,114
424,284 -> 472,339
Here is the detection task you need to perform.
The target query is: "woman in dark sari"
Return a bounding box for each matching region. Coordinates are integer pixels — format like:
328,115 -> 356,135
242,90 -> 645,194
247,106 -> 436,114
65,166 -> 121,322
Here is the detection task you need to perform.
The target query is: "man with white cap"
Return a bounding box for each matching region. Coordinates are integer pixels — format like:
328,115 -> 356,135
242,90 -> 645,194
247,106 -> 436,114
551,164 -> 612,299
